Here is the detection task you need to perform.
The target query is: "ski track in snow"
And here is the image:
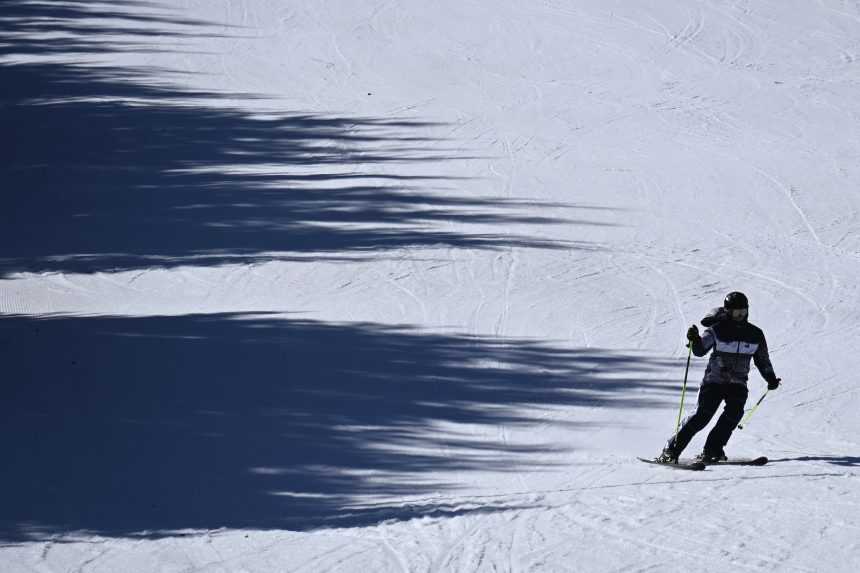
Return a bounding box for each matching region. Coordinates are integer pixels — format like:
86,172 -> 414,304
4,0 -> 860,571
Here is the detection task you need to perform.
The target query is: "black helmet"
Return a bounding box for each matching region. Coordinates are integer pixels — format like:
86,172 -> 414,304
724,291 -> 749,309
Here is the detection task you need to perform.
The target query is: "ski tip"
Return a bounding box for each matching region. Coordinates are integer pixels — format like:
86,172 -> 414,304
725,456 -> 768,466
688,455 -> 769,466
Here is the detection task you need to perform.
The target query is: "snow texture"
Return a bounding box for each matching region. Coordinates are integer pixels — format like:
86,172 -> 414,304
2,1 -> 860,571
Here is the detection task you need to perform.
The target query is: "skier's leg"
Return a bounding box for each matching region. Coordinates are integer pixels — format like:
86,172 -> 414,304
703,384 -> 748,455
666,384 -> 721,456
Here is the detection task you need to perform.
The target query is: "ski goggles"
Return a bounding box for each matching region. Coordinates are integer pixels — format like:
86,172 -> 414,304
729,308 -> 748,319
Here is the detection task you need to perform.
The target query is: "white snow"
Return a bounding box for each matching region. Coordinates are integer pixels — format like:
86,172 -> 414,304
2,1 -> 860,571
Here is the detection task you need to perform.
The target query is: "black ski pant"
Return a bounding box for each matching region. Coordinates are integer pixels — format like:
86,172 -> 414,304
666,383 -> 748,456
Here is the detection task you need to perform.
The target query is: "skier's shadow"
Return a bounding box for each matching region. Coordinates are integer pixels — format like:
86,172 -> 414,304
768,456 -> 860,467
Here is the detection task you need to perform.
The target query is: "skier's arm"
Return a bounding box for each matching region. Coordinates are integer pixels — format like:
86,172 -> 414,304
700,307 -> 728,327
753,334 -> 779,387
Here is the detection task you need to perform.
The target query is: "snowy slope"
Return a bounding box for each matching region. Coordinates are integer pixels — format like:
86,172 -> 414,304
2,1 -> 860,571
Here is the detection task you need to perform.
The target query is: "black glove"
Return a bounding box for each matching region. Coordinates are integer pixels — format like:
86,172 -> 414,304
767,377 -> 781,390
686,324 -> 700,342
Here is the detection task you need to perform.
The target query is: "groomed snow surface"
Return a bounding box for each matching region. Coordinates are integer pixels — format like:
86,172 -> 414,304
2,1 -> 860,571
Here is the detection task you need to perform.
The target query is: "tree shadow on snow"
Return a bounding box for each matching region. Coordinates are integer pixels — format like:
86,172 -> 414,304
0,0 -> 222,58
0,0 -> 612,278
0,1 -> 637,543
0,312 -> 677,542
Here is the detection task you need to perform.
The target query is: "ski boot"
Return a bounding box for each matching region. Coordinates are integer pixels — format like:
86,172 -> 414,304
695,450 -> 728,464
656,447 -> 679,464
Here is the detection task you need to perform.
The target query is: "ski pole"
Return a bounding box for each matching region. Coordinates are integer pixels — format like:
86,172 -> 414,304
737,390 -> 769,430
674,342 -> 693,440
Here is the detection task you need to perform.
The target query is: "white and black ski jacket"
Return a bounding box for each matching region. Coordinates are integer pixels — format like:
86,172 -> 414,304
691,308 -> 778,386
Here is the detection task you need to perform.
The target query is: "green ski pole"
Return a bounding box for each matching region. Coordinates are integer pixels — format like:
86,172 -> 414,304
674,342 -> 693,440
737,390 -> 769,430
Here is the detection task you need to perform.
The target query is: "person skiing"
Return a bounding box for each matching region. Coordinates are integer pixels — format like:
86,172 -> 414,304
657,291 -> 781,464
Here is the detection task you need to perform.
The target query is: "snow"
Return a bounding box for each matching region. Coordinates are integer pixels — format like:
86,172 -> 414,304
2,0 -> 860,571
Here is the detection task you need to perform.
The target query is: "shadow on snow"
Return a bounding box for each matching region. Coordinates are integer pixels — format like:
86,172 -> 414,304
0,0 -> 611,278
0,312 -> 676,541
0,1 -> 644,542
769,456 -> 860,467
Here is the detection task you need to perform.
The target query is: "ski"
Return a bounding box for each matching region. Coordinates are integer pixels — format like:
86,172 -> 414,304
637,457 -> 706,471
683,456 -> 768,467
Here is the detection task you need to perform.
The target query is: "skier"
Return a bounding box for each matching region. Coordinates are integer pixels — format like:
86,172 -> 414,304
657,291 -> 781,464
